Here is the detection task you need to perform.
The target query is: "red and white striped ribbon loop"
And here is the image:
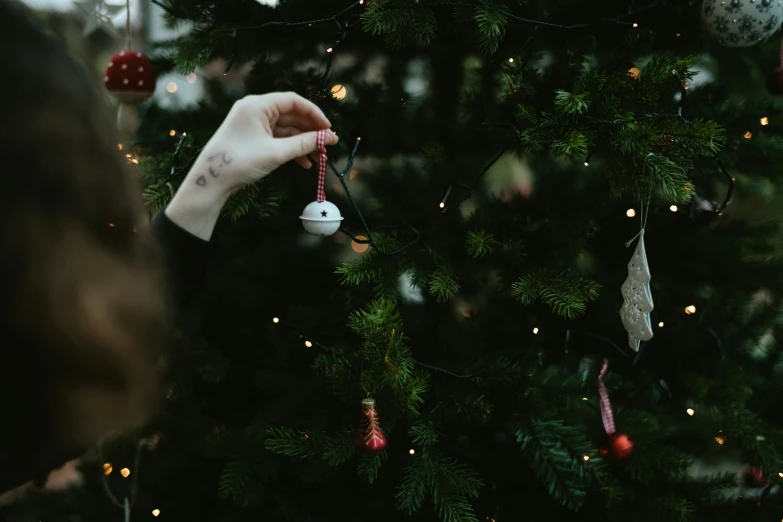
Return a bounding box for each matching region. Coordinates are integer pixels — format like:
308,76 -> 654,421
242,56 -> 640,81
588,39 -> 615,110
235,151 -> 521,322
316,129 -> 327,202
598,359 -> 616,436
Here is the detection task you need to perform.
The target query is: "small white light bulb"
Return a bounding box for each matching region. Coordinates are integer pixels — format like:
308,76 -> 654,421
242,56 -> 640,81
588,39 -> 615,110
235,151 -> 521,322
669,205 -> 678,212
409,449 -> 415,455
685,305 -> 696,315
508,58 -> 514,63
626,208 -> 636,218
305,341 -> 313,348
686,408 -> 695,416
272,317 -> 280,324
658,322 -> 664,328
583,455 -> 590,461
152,509 -> 161,517
532,328 -> 539,334
120,468 -> 130,478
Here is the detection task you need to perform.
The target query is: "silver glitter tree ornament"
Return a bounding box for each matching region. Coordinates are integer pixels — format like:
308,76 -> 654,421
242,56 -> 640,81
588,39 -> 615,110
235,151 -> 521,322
619,231 -> 653,351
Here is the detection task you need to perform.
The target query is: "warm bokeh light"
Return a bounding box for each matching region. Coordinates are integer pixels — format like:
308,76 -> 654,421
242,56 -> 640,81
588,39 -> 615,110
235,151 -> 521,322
761,116 -> 769,126
626,208 -> 636,218
186,73 -> 197,83
508,58 -> 514,63
686,408 -> 695,416
352,235 -> 369,253
117,143 -> 123,150
169,130 -> 176,136
584,161 -> 589,166
715,436 -> 725,445
167,82 -> 178,93
685,305 -> 696,315
349,169 -> 359,180
108,223 -> 115,228
326,47 -> 333,53
305,341 -> 313,348
669,205 -> 678,212
533,327 -> 539,334
331,84 -> 347,100
152,509 -> 161,517
582,397 -> 588,401
628,67 -> 640,79
745,131 -> 752,139
439,202 -> 445,209
409,449 -> 415,455
272,317 -> 279,324
583,455 -> 590,461
103,463 -> 112,475
120,468 -> 130,478
632,22 -> 639,27
658,322 -> 664,328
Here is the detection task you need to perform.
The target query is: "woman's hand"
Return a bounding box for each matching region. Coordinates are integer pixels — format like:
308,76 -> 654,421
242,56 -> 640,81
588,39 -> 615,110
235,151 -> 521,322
164,92 -> 338,240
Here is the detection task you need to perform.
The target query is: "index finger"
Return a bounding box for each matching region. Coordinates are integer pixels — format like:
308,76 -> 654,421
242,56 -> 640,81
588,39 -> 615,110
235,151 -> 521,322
251,92 -> 331,130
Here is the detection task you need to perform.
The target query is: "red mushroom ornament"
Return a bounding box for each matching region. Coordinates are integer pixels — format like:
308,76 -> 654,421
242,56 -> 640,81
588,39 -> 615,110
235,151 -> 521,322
103,50 -> 156,135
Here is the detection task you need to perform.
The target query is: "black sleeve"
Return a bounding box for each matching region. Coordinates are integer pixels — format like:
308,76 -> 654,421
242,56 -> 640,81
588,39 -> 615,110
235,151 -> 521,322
149,207 -> 212,316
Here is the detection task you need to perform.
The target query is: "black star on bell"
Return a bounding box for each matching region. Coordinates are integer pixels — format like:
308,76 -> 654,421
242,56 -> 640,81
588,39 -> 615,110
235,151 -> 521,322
321,210 -> 328,217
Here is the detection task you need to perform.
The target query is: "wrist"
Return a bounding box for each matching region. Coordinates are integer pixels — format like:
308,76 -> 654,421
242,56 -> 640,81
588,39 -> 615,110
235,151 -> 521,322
164,168 -> 231,241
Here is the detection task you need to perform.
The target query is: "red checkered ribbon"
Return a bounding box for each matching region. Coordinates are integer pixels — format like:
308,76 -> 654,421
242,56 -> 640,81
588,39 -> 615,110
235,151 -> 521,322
316,129 -> 327,202
598,359 -> 616,436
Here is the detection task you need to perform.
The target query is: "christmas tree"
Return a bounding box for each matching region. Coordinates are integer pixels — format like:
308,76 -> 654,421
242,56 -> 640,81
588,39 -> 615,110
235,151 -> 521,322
26,0 -> 783,521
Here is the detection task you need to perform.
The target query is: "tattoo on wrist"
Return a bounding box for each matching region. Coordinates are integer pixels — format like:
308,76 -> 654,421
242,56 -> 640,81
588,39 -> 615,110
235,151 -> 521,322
194,151 -> 233,188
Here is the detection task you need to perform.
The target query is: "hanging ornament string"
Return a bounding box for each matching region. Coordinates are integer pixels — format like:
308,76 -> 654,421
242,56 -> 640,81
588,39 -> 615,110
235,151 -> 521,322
598,359 -> 616,436
125,0 -> 131,50
316,129 -> 327,202
624,153 -> 654,248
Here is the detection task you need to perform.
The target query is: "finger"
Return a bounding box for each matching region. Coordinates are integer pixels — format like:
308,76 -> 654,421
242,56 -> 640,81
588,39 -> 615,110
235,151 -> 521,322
274,130 -> 339,166
251,92 -> 331,130
273,125 -> 304,138
273,126 -> 314,168
296,156 -> 313,169
274,123 -> 339,148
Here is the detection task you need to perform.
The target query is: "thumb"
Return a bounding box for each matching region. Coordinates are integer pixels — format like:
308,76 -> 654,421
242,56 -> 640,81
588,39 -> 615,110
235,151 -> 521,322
274,130 -> 337,165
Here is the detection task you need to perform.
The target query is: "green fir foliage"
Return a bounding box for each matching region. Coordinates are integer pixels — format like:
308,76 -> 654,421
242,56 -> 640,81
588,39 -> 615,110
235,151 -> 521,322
396,448 -> 483,522
516,419 -> 608,511
512,270 -> 600,319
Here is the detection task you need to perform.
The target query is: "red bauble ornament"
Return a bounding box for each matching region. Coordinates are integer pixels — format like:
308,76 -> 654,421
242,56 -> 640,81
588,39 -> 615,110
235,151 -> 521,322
608,433 -> 634,460
103,50 -> 156,135
355,397 -> 387,454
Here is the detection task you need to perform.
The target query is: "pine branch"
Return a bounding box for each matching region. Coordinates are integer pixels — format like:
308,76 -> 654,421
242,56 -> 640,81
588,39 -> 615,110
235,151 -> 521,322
429,265 -> 460,303
396,448 -> 482,522
512,270 -> 600,319
465,230 -> 496,258
516,419 -> 607,511
357,450 -> 388,484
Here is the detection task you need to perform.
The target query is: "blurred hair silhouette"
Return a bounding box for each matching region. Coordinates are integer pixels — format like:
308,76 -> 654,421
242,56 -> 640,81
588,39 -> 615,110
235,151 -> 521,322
0,0 -> 165,491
